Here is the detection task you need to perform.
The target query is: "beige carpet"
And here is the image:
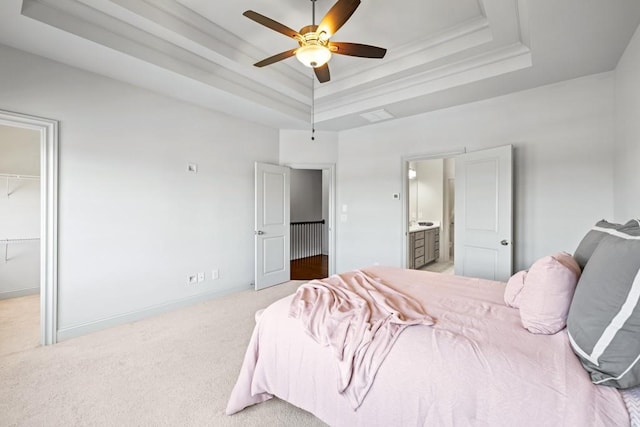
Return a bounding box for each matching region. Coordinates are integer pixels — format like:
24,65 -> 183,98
0,282 -> 328,426
0,294 -> 40,357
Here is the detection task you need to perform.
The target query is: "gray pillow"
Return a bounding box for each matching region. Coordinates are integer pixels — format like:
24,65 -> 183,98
573,220 -> 633,270
567,224 -> 640,388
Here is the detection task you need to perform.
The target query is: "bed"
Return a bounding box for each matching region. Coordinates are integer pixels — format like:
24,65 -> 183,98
226,266 -> 632,426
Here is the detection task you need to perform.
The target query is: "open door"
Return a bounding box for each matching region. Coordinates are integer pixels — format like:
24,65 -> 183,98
255,162 -> 290,290
454,145 -> 513,282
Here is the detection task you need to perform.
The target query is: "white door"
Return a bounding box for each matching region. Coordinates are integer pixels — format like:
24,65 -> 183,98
255,162 -> 290,290
454,145 -> 513,281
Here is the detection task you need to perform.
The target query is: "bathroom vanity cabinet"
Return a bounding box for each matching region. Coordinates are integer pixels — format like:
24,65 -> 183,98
409,227 -> 440,269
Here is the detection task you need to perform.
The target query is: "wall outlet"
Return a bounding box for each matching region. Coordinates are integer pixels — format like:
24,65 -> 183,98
212,269 -> 219,280
197,272 -> 205,282
187,274 -> 197,285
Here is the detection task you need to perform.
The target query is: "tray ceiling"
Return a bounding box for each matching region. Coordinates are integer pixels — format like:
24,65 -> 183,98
1,0 -> 640,130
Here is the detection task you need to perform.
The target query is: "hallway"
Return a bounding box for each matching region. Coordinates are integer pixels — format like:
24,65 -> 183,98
290,255 -> 328,280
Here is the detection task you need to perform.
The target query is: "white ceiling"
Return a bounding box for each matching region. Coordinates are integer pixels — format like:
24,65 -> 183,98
1,0 -> 639,131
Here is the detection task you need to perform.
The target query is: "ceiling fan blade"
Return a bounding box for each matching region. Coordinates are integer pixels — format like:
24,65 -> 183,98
317,0 -> 361,38
243,10 -> 301,39
330,42 -> 387,58
314,63 -> 331,83
254,49 -> 298,67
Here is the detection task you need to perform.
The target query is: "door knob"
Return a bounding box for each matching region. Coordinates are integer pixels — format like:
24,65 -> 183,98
255,230 -> 265,235
500,239 -> 509,246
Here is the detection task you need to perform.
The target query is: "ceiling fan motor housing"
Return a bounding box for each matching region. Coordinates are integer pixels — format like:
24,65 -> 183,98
296,25 -> 332,68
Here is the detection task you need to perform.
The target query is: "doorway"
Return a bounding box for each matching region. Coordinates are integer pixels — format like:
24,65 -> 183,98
403,146 -> 513,281
289,165 -> 333,280
0,124 -> 40,354
254,162 -> 335,289
0,110 -> 58,346
406,157 -> 455,274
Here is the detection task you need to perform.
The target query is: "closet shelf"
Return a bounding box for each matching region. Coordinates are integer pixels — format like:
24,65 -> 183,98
2,238 -> 40,263
0,173 -> 40,197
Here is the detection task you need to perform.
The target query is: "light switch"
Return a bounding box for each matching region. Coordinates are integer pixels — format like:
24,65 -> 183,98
342,204 -> 348,213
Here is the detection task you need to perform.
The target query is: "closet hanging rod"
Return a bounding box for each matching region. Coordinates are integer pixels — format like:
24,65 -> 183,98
0,173 -> 40,180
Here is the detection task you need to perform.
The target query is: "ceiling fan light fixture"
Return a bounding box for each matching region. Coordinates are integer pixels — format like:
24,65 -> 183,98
295,44 -> 332,68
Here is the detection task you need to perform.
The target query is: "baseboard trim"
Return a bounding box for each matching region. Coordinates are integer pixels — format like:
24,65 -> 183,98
0,287 -> 39,300
56,285 -> 247,342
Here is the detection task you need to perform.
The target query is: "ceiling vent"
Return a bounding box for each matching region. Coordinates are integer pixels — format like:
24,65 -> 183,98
360,109 -> 395,123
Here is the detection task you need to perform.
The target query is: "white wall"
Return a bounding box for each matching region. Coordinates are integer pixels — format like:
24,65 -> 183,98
322,169 -> 329,255
290,168 -> 323,260
280,129 -> 338,260
290,169 -> 322,222
415,159 -> 444,224
0,125 -> 40,298
408,162 -> 417,222
614,23 -> 640,220
0,44 -> 280,339
336,73 -> 615,273
279,130 -> 339,165
442,158 -> 455,261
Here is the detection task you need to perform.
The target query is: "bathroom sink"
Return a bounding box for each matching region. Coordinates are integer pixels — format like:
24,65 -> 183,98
418,221 -> 434,226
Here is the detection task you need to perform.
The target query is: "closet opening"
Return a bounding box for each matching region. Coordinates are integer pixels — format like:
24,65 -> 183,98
0,124 -> 41,354
0,110 -> 58,346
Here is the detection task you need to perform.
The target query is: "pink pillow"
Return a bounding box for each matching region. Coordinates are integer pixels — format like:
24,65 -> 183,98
519,252 -> 581,334
504,270 -> 527,308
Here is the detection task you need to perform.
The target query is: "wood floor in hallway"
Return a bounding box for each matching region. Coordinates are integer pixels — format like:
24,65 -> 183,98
291,255 -> 328,280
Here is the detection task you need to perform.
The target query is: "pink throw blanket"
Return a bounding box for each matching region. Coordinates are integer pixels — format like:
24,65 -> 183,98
288,270 -> 434,408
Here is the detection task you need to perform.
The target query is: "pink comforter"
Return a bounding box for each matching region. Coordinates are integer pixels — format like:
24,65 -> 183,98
226,266 -> 629,426
289,270 -> 434,408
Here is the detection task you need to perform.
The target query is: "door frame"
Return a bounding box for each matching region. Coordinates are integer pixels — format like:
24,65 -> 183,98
401,150 -> 464,269
286,163 -> 336,276
0,109 -> 58,345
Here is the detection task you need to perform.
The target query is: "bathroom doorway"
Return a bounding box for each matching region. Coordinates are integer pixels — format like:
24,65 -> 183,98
406,157 -> 455,274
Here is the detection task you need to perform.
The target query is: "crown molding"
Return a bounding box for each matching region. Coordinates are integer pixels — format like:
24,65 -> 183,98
22,0 -> 312,121
315,43 -> 532,123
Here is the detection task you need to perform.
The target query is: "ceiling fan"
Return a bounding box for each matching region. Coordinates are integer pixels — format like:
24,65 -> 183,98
243,0 -> 387,83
